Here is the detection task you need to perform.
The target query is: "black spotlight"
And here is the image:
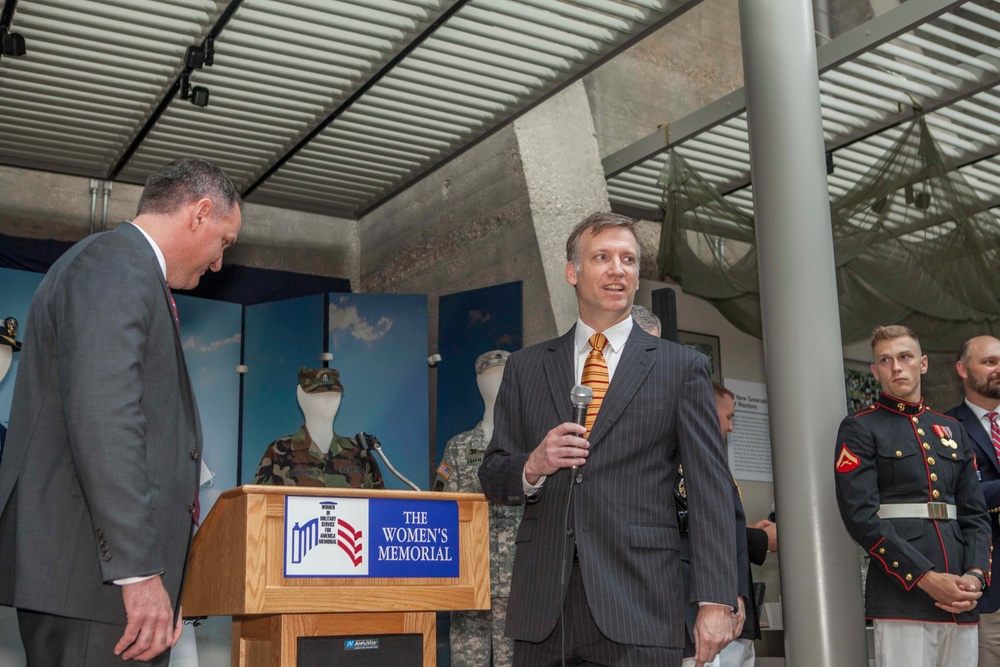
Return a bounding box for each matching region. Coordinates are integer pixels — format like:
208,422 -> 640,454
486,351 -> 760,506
180,71 -> 210,109
184,44 -> 205,69
190,85 -> 210,108
1,27 -> 26,57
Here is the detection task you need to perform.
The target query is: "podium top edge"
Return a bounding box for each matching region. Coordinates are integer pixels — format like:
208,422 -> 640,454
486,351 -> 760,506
223,485 -> 489,504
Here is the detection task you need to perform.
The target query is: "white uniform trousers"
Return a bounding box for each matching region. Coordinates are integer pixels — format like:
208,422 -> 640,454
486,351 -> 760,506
873,619 -> 977,667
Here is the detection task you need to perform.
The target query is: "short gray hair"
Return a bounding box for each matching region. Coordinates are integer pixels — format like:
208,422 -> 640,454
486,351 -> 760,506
631,305 -> 661,336
137,157 -> 242,218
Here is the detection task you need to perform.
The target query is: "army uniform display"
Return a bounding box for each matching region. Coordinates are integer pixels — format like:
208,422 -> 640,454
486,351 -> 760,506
439,421 -> 522,667
835,393 -> 991,624
253,425 -> 383,488
0,317 -> 21,464
254,366 -> 384,489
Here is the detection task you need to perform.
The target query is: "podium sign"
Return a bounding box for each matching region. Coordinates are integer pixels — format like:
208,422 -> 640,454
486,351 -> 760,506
183,486 -> 489,666
285,496 -> 460,578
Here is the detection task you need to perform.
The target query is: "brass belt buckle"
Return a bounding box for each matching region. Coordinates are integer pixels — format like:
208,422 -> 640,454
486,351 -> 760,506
927,502 -> 948,520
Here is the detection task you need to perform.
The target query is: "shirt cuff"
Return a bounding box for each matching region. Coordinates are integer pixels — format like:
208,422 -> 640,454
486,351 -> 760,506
522,470 -> 546,496
114,573 -> 160,586
698,601 -> 733,610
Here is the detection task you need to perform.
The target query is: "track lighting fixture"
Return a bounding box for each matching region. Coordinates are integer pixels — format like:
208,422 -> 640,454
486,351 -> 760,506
180,71 -> 210,108
1,26 -> 25,57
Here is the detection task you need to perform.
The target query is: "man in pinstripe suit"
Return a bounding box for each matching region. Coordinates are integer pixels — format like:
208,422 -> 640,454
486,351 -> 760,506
479,212 -> 738,666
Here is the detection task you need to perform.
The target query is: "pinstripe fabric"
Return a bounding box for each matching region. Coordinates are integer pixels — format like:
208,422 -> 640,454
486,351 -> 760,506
478,323 -> 737,649
582,333 -> 609,437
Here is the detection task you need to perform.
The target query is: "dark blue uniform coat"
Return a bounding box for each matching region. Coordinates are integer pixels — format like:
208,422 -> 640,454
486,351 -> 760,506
835,393 -> 991,624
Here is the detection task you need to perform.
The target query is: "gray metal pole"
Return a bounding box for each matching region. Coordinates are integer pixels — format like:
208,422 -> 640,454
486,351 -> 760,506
738,2 -> 867,666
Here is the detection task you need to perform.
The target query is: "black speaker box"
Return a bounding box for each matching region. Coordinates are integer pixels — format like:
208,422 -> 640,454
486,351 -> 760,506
297,633 -> 423,666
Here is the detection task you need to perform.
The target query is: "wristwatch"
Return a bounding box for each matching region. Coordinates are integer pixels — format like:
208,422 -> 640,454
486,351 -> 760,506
965,569 -> 989,593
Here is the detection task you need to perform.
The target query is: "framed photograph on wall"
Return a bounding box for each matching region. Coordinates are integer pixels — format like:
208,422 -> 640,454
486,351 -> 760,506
677,330 -> 721,382
844,359 -> 879,415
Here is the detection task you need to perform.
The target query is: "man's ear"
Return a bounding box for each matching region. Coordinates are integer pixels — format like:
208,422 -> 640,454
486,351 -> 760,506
566,261 -> 577,287
191,197 -> 214,227
956,360 -> 969,381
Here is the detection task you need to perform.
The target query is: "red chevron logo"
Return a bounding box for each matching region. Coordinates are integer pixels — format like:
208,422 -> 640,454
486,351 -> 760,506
337,519 -> 364,566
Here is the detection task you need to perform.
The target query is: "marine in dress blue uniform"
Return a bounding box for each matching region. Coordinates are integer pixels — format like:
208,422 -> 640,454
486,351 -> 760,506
835,325 -> 991,667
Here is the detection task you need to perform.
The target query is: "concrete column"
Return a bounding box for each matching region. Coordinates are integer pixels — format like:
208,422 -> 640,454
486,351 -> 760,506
738,2 -> 867,666
513,80 -> 611,337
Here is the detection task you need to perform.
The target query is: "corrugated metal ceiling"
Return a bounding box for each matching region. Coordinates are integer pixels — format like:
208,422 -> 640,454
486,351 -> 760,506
0,0 -> 702,218
604,0 -> 1000,235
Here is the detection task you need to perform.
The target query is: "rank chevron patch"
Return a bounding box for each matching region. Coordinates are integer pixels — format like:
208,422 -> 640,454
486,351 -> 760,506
836,444 -> 861,473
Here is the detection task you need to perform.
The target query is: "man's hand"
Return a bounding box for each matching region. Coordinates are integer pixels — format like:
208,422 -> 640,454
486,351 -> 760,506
693,604 -> 735,667
748,519 -> 778,552
733,596 -> 746,638
523,423 -> 589,485
916,570 -> 981,613
115,575 -> 176,661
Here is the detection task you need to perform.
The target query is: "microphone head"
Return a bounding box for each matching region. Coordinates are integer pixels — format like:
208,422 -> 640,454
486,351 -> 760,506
570,384 -> 593,408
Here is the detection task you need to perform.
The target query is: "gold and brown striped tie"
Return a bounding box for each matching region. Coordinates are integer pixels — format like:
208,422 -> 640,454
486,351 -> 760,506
582,333 -> 609,437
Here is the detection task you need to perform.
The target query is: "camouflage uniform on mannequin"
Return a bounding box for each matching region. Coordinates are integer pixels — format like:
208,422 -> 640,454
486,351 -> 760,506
0,317 -> 21,465
438,350 -> 521,667
254,367 -> 383,488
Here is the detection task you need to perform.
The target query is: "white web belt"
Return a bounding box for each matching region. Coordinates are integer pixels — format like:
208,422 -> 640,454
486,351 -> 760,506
879,502 -> 957,520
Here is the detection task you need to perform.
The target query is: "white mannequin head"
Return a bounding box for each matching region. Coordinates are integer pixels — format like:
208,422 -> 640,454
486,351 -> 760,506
474,350 -> 509,442
477,364 -> 504,413
0,346 -> 11,382
297,385 -> 341,454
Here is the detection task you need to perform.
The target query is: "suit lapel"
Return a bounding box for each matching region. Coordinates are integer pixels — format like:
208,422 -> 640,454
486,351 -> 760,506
957,403 -> 1000,476
120,224 -> 204,451
544,327 -> 576,426
587,324 -> 654,446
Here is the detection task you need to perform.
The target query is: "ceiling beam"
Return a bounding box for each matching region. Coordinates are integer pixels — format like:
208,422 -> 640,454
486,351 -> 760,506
106,0 -> 246,181
240,0 -> 474,203
602,0 -> 970,181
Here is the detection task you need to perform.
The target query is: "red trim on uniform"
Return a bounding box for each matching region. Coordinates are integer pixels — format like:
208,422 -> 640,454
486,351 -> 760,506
869,538 -> 919,590
926,408 -> 959,422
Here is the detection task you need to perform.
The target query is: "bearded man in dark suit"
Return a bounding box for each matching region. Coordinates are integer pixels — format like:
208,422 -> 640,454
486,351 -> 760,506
947,335 -> 1000,665
0,157 -> 242,666
479,212 -> 738,667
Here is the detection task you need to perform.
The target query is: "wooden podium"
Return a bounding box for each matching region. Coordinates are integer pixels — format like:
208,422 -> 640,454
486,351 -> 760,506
182,485 -> 490,667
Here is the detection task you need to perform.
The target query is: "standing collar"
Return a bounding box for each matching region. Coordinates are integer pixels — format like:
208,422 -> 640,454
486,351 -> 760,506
876,392 -> 925,416
574,316 -> 633,355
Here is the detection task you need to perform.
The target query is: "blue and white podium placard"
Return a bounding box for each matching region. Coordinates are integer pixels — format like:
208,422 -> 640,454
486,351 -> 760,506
284,495 -> 460,578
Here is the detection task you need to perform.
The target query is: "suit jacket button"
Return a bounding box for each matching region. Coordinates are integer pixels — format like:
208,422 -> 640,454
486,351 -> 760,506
189,450 -> 199,460
188,504 -> 196,513
575,474 -> 583,484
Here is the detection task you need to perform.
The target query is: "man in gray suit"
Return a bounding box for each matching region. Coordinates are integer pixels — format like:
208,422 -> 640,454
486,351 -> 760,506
0,158 -> 242,666
479,212 -> 738,666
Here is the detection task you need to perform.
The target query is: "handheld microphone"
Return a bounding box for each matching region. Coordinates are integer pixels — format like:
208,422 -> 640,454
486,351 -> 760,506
569,385 -> 592,473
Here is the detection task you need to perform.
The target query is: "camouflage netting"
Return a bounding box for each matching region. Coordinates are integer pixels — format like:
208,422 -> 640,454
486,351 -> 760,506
656,116 -> 1000,352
